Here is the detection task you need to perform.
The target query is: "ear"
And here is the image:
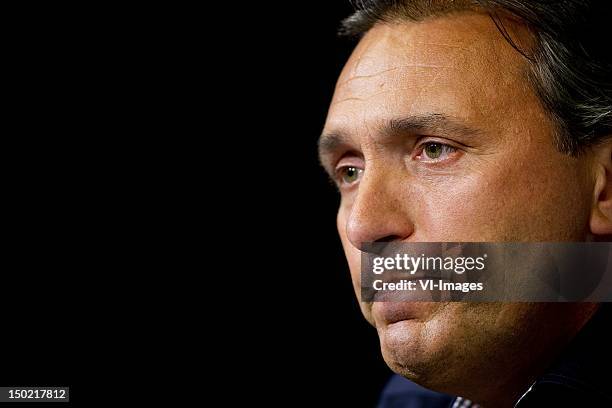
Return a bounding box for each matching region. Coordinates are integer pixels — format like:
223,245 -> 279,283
590,139 -> 612,238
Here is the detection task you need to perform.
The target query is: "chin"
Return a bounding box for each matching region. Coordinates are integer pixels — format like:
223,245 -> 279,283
378,319 -> 429,378
372,303 -> 442,379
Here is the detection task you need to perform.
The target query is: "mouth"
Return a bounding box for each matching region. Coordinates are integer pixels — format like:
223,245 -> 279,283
372,301 -> 423,326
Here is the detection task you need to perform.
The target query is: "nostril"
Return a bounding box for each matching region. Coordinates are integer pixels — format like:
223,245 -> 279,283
360,235 -> 403,254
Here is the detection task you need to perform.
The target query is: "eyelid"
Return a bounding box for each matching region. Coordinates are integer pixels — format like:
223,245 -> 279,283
415,135 -> 474,151
334,154 -> 364,172
413,137 -> 462,155
415,136 -> 459,147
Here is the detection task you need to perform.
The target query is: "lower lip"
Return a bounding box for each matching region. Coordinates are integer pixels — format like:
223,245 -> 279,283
372,302 -> 421,325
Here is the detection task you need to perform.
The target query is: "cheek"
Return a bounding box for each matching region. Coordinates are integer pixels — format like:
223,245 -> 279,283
413,157 -> 591,241
407,169 -> 503,241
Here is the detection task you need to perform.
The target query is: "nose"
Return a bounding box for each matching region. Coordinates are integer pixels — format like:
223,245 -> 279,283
345,172 -> 415,251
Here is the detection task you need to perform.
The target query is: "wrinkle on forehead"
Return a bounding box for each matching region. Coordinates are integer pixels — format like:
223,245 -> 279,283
336,63 -> 455,89
332,23 -> 477,106
328,14 -> 531,123
332,62 -> 459,107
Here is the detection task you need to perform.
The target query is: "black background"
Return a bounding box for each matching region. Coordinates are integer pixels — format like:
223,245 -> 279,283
1,2 -> 392,405
2,5 -> 76,406
6,1 -> 612,405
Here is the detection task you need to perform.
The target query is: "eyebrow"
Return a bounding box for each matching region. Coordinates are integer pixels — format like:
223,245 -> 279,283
386,113 -> 482,139
318,113 -> 482,171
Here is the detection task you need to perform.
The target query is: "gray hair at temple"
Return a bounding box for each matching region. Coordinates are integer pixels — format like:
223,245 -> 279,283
341,0 -> 612,155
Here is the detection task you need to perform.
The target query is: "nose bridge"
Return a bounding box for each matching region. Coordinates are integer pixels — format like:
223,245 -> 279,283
345,165 -> 414,249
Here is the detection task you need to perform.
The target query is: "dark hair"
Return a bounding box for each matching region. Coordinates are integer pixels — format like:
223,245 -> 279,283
341,0 -> 612,154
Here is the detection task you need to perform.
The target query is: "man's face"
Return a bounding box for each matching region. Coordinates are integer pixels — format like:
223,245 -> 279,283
320,12 -> 598,398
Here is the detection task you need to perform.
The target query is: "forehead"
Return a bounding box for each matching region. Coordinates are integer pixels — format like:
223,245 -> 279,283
327,12 -> 536,133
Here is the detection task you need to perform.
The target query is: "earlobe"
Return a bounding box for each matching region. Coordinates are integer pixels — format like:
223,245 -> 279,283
589,141 -> 612,238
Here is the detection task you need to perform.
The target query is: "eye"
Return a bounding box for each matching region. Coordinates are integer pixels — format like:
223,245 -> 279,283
337,166 -> 363,186
415,142 -> 458,162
